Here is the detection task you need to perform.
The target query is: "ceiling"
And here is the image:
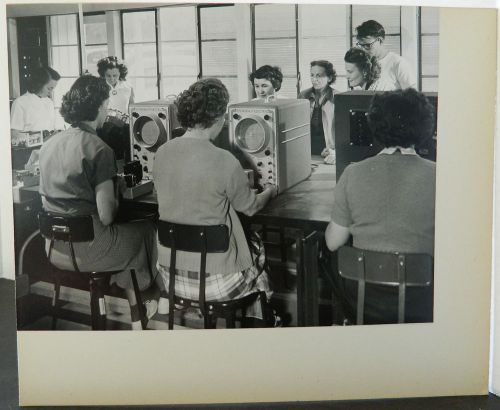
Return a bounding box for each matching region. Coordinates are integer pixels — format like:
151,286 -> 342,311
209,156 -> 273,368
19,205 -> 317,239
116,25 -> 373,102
6,2 -> 185,18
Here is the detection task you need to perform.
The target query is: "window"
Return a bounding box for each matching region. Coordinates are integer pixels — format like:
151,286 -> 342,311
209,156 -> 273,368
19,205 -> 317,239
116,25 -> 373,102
419,7 -> 439,92
122,10 -> 158,102
159,6 -> 198,98
48,14 -> 80,127
83,13 -> 108,76
254,4 -> 298,98
298,5 -> 349,92
199,5 -> 238,103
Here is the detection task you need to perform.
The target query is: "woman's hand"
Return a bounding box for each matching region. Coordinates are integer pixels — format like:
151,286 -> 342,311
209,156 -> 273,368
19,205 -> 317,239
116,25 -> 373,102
262,183 -> 278,199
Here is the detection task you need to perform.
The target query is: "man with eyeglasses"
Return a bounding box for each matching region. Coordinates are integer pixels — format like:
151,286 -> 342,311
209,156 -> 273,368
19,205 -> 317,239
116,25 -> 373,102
355,20 -> 416,90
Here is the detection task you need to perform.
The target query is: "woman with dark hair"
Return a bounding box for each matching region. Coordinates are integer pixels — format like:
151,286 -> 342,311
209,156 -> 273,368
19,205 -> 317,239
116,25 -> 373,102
298,60 -> 337,164
153,78 -> 279,327
344,47 -> 381,90
10,66 -> 61,144
96,56 -> 134,162
249,65 -> 283,100
325,88 -> 436,324
38,75 -> 158,330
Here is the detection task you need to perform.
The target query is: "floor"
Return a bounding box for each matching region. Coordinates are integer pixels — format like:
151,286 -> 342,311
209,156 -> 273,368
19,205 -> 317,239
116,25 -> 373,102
3,278 -> 500,409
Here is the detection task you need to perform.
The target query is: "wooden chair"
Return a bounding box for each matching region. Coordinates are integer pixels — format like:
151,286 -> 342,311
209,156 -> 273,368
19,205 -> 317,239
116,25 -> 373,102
38,211 -> 147,330
158,220 -> 271,329
337,246 -> 433,325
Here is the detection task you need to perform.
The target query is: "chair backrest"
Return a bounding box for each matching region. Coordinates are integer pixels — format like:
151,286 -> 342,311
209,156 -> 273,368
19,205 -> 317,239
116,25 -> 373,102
157,220 -> 229,253
38,211 -> 95,273
157,220 -> 230,328
337,246 -> 433,324
38,211 -> 95,243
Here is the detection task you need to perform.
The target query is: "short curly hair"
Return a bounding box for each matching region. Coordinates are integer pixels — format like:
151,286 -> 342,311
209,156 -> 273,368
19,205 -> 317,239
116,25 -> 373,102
176,78 -> 229,129
367,88 -> 435,148
97,56 -> 128,80
344,48 -> 381,88
356,20 -> 386,40
60,75 -> 110,125
27,66 -> 61,94
310,60 -> 337,85
249,65 -> 283,92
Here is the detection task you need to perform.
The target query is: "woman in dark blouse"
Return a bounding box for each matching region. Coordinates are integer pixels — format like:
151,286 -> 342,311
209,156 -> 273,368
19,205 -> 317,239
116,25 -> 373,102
39,75 -> 158,330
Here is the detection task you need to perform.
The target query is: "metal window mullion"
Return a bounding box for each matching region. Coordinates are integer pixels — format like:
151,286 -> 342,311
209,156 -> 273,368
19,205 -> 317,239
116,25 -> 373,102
294,4 -> 299,96
154,8 -> 160,99
196,5 -> 202,79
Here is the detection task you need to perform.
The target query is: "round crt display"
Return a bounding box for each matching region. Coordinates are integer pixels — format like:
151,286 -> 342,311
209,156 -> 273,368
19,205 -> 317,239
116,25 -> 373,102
235,118 -> 266,152
135,117 -> 161,146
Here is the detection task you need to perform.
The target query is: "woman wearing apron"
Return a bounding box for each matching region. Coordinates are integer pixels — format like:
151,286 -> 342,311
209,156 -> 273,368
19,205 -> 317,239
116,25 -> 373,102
96,56 -> 134,165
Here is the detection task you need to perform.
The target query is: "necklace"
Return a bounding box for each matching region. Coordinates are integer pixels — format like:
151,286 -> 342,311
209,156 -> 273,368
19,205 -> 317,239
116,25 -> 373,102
111,89 -> 117,95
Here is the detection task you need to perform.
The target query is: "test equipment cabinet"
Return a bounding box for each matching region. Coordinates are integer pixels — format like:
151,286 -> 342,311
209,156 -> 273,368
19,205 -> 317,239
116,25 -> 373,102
334,90 -> 438,181
228,99 -> 311,193
129,99 -> 181,180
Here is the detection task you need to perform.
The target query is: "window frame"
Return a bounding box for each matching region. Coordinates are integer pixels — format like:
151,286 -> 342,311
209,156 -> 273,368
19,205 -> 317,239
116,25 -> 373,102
120,8 -> 161,100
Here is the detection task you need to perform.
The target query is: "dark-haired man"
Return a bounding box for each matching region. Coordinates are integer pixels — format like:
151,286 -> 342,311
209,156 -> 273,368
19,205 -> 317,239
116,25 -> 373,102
355,20 -> 416,90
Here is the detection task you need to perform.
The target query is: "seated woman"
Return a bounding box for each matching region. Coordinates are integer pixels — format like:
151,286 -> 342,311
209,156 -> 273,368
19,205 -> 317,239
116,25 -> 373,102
249,65 -> 283,101
298,60 -> 337,165
96,56 -> 134,164
153,78 -> 278,327
38,75 -> 157,330
344,47 -> 381,90
325,88 -> 436,324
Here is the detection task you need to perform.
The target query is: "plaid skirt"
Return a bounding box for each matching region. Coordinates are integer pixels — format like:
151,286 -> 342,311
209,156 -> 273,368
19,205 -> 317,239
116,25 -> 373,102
157,233 -> 272,317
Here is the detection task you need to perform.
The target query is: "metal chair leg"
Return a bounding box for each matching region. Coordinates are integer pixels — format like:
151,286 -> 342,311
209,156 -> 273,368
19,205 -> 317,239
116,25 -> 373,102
89,276 -> 107,330
130,269 -> 147,330
51,274 -> 61,330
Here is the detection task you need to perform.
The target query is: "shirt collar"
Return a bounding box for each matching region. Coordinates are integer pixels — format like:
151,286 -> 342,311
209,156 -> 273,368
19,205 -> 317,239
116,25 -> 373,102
378,146 -> 417,156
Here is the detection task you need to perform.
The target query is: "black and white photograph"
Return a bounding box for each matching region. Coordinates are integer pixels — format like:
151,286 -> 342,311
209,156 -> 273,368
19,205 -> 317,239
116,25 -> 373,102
8,3 -> 440,331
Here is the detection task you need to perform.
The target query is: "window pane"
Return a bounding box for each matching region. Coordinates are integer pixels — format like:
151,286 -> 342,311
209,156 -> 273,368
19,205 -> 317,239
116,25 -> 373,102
422,77 -> 438,92
200,6 -> 236,40
123,11 -> 156,43
300,38 -> 346,78
201,41 -> 237,76
161,42 -> 198,77
334,77 -> 349,92
52,76 -> 78,108
161,77 -> 197,99
51,46 -> 80,77
255,39 -> 296,77
124,44 -> 158,77
84,14 -> 107,44
352,6 -> 401,35
300,5 -> 347,37
421,36 -> 439,76
210,76 -> 238,104
128,77 -> 159,102
50,15 -> 78,45
85,45 -> 109,75
159,6 -> 197,41
255,4 -> 295,38
382,36 -> 401,55
278,77 -> 298,98
421,7 -> 439,34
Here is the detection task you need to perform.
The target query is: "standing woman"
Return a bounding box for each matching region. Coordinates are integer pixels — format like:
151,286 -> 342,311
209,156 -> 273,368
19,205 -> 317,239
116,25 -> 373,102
39,75 -> 157,330
298,60 -> 337,165
249,65 -> 283,101
10,66 -> 60,144
97,56 -> 134,163
154,78 -> 278,327
344,48 -> 382,91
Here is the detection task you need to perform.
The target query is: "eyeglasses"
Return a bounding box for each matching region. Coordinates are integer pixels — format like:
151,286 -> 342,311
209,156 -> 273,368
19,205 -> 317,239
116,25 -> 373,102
356,39 -> 379,50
